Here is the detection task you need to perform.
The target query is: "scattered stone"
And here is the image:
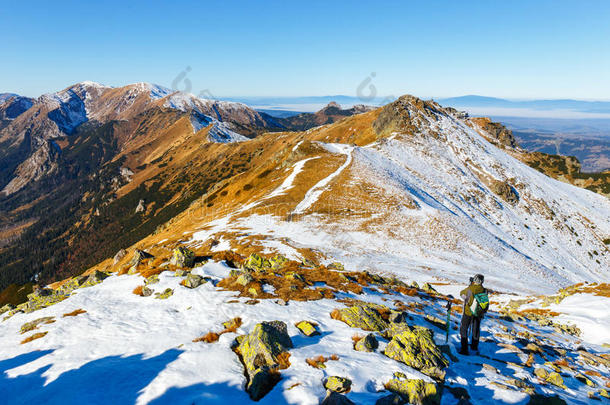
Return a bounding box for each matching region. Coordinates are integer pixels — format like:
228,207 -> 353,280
276,299 -> 288,306
141,286 -> 153,297
135,199 -> 145,213
0,304 -> 15,315
324,376 -> 352,393
524,343 -> 543,353
175,269 -> 190,277
235,321 -> 293,400
490,180 -> 519,204
285,271 -> 305,282
182,273 -> 205,289
599,389 -> 609,399
170,247 -> 195,268
385,377 -> 441,405
384,325 -> 448,380
354,333 -> 378,352
328,262 -> 344,271
506,378 -> 535,395
20,317 -> 55,334
154,288 -> 173,299
389,311 -> 408,324
424,314 -> 446,329
534,368 -> 565,389
422,283 -> 437,294
236,273 -> 254,286
243,253 -> 270,272
145,274 -> 160,285
130,249 -> 153,268
270,255 -> 288,270
295,321 -> 319,337
332,304 -> 389,332
575,373 -> 596,387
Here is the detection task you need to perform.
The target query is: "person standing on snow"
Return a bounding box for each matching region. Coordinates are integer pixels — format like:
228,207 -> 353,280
459,274 -> 489,355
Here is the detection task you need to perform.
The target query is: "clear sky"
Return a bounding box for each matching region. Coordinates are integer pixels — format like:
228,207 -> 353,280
2,0 -> 609,99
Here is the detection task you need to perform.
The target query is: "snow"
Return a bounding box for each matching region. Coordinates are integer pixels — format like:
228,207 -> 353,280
293,143 -> 353,214
545,294 -> 610,346
268,157 -> 320,199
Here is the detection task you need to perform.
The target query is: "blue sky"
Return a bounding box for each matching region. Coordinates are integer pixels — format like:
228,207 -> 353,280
2,0 -> 609,99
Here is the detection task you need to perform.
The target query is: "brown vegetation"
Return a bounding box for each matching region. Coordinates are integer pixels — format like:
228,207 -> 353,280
63,309 -> 87,317
21,332 -> 48,344
132,286 -> 144,296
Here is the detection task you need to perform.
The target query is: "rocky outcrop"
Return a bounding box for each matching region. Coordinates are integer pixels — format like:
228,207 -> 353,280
295,320 -> 319,337
490,180 -> 519,204
354,333 -> 378,352
324,376 -> 352,393
234,320 -> 293,400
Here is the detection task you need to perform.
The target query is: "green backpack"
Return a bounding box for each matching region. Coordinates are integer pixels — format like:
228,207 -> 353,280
470,291 -> 489,316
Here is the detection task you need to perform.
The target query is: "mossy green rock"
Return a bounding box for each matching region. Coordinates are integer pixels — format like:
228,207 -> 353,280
385,378 -> 441,405
236,321 -> 293,400
296,320 -> 319,337
154,288 -> 173,299
355,333 -> 378,352
334,304 -> 389,332
384,326 -> 448,380
170,247 -> 195,268
325,376 -> 352,393
145,274 -> 160,285
130,249 -> 153,267
285,272 -> 305,282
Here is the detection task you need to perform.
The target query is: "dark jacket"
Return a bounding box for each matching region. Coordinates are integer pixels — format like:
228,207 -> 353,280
460,283 -> 486,317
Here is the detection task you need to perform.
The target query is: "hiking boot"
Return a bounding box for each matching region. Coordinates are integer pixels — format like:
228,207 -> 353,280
471,338 -> 479,351
459,337 -> 469,355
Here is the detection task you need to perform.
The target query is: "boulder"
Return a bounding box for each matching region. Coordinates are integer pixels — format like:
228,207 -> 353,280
422,283 -> 437,293
490,180 -> 519,204
243,253 -> 270,272
385,377 -> 441,405
324,376 -> 352,393
235,321 -> 293,400
145,274 -> 160,285
183,273 -> 205,289
332,304 -> 389,332
384,325 -> 448,380
321,391 -> 356,405
170,247 -> 195,268
175,269 -> 190,277
130,249 -> 153,267
534,368 -> 565,389
354,333 -> 378,352
296,321 -> 319,337
236,273 -> 254,286
141,286 -> 153,297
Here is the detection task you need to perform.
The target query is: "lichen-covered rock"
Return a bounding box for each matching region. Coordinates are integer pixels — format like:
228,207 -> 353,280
332,304 -> 389,332
270,254 -> 288,270
175,269 -> 190,277
285,271 -> 305,282
235,321 -> 293,400
243,253 -> 270,272
145,274 -> 160,285
324,376 -> 352,393
385,377 -> 441,405
296,321 -> 319,337
328,262 -> 344,271
130,249 -> 153,267
422,283 -> 437,293
534,368 -> 565,388
170,247 -> 195,268
575,373 -> 596,387
154,288 -> 173,299
20,316 -> 55,334
384,325 -> 448,380
182,273 -> 205,289
0,303 -> 15,315
236,273 -> 254,286
599,389 -> 610,399
141,286 -> 153,297
321,391 -> 356,405
354,333 -> 378,352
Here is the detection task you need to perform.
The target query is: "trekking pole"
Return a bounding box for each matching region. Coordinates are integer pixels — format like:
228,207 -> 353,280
445,295 -> 453,344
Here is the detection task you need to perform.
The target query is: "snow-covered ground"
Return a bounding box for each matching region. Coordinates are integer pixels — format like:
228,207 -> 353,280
1,260 -> 608,404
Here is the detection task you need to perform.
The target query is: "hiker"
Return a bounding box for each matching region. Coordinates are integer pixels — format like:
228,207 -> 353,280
459,274 -> 489,355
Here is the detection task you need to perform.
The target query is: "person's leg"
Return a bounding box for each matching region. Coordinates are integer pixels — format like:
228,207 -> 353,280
459,314 -> 471,354
471,316 -> 481,351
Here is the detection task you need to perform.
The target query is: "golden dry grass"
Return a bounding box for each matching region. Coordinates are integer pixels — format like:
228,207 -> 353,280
305,354 -> 339,369
21,332 -> 48,344
277,351 -> 291,370
63,309 -> 87,317
132,286 -> 144,296
193,332 -> 220,343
